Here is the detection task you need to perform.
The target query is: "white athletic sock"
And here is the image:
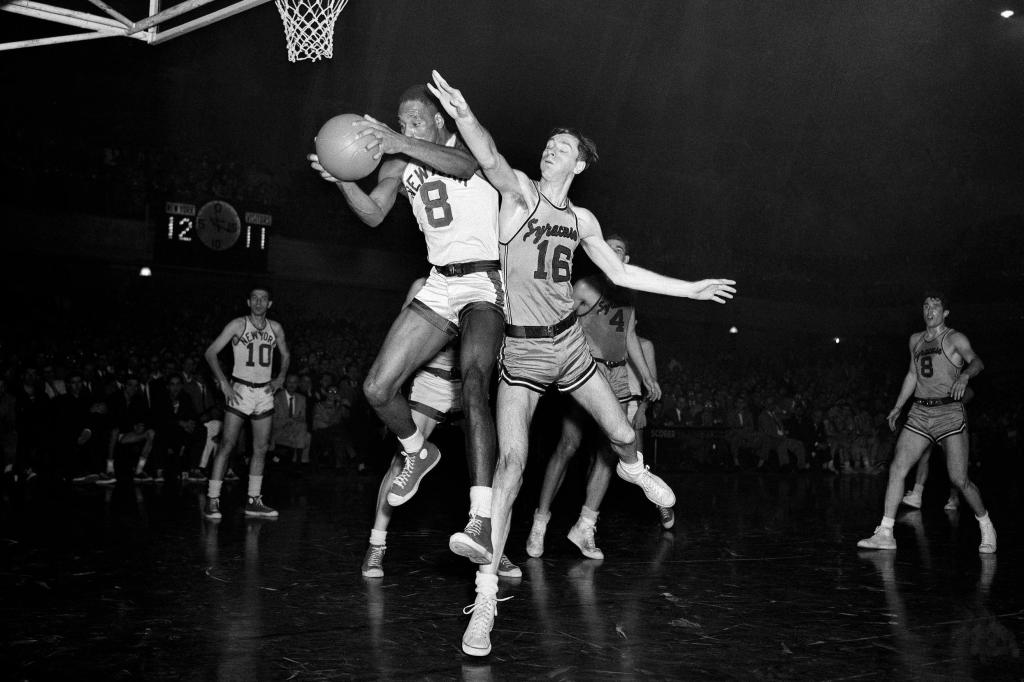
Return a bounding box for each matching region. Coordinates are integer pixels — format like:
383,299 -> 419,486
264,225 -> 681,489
398,430 -> 425,455
248,475 -> 263,498
912,483 -> 924,495
475,569 -> 499,596
579,505 -> 599,527
470,486 -> 492,518
620,454 -> 645,476
976,512 -> 992,526
370,529 -> 387,546
880,516 -> 895,530
207,480 -> 223,499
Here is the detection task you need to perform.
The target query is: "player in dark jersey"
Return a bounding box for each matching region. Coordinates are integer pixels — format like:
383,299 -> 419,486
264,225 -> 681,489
858,293 -> 995,554
525,235 -> 668,561
428,70 -> 736,658
203,287 -> 290,520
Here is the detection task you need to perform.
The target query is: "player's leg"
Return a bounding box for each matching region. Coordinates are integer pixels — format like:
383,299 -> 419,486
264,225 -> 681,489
857,428 -> 930,549
527,408 -> 584,558
361,410 -> 439,578
363,307 -> 450,446
243,413 -> 278,517
449,305 -> 504,554
462,382 -> 540,657
567,446 -> 614,560
204,411 -> 245,519
569,374 -> 676,508
902,445 -> 931,508
942,431 -> 995,552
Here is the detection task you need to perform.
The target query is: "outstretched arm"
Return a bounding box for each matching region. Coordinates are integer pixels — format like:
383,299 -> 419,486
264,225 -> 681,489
427,70 -> 522,196
579,215 -> 736,303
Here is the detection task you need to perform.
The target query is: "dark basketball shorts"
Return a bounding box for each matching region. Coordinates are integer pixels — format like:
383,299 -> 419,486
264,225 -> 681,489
902,401 -> 967,443
595,362 -> 631,405
408,268 -> 506,336
499,323 -> 597,394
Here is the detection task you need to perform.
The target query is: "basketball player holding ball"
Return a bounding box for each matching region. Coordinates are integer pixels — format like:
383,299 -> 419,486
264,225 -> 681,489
308,85 -> 505,565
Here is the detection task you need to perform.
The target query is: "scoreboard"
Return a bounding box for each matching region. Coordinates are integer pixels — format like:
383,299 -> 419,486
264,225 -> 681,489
155,199 -> 271,271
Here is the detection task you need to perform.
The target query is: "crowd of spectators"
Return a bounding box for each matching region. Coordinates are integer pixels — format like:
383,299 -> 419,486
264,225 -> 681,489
2,288 -> 1020,490
0,288 -> 388,488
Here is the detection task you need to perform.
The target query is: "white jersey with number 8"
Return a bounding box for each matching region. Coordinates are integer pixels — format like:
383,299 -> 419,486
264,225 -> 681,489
401,135 -> 499,267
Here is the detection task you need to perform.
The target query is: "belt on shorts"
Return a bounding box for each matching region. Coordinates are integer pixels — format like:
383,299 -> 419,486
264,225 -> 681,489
421,365 -> 461,381
232,376 -> 270,388
912,396 -> 960,407
592,356 -> 627,368
505,313 -> 577,339
435,260 -> 500,277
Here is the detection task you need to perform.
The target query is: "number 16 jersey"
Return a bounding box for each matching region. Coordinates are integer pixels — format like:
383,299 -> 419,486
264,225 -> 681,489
501,186 -> 580,326
402,135 -> 499,267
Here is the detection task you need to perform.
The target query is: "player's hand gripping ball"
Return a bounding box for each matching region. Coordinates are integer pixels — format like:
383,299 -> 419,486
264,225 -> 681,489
314,113 -> 381,181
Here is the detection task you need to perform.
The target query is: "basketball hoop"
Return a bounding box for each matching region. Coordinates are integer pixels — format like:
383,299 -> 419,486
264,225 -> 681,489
275,0 -> 348,62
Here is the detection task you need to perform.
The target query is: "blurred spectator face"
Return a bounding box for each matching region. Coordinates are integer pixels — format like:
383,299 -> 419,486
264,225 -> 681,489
23,367 -> 39,387
167,375 -> 184,398
183,357 -> 197,375
285,374 -> 299,394
124,377 -> 140,397
319,373 -> 335,390
299,375 -> 313,396
68,375 -> 85,396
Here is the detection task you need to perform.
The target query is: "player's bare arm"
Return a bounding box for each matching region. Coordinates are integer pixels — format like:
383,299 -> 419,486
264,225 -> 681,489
887,335 -> 921,430
578,212 -> 736,303
570,278 -> 601,315
626,314 -> 661,401
427,70 -> 524,195
205,317 -> 245,405
948,331 -> 983,401
269,321 -> 290,394
353,114 -> 478,178
306,153 -> 404,227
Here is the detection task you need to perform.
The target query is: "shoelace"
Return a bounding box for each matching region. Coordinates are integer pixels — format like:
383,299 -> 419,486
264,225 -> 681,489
498,555 -> 516,571
579,524 -> 597,549
464,515 -> 483,536
393,454 -> 417,489
462,594 -> 513,617
366,545 -> 386,565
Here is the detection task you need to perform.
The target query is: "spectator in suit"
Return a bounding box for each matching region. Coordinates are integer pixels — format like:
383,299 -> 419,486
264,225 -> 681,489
153,373 -> 205,482
757,397 -> 807,471
271,373 -> 310,468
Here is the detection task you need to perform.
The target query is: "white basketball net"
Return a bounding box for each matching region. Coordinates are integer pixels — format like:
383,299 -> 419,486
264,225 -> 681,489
275,0 -> 349,62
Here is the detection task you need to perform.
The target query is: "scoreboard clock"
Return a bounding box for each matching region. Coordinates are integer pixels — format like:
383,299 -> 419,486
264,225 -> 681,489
155,199 -> 271,271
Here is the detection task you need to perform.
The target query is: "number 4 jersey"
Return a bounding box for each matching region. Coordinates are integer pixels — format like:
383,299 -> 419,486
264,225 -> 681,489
232,316 -> 277,385
500,184 -> 580,326
402,135 -> 499,267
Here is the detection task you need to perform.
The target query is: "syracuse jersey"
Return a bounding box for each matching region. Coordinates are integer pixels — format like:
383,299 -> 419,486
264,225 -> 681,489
912,328 -> 961,399
577,277 -> 635,363
500,186 -> 581,326
402,135 -> 499,267
231,316 -> 277,384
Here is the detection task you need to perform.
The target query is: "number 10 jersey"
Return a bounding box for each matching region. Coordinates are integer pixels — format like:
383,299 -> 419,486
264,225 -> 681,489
401,136 -> 499,267
232,316 -> 277,385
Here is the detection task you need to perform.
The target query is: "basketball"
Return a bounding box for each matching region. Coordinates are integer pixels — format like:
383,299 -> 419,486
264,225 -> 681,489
314,113 -> 381,181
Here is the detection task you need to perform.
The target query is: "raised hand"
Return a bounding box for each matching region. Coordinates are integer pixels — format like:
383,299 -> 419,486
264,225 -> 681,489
692,279 -> 737,304
307,153 -> 341,183
427,70 -> 473,121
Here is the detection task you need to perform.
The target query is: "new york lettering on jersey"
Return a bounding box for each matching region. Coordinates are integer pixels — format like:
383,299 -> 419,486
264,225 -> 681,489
232,317 -> 277,384
912,328 -> 961,398
401,136 -> 499,267
500,187 -> 580,326
578,279 -> 634,362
